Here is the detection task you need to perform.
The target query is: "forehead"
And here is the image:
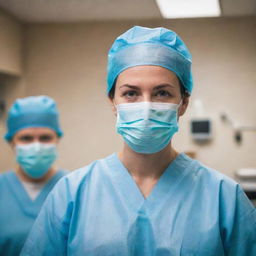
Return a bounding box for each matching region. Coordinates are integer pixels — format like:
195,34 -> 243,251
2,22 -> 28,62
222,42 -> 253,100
15,127 -> 56,137
116,65 -> 180,88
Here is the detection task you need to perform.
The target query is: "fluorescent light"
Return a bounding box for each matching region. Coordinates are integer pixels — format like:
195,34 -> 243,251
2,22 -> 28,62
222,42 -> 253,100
156,0 -> 221,18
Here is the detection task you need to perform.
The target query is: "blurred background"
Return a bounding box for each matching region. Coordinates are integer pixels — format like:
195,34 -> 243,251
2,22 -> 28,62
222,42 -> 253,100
0,0 -> 255,199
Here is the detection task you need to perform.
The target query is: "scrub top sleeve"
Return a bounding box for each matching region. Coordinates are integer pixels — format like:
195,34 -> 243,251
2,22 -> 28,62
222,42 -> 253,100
224,185 -> 256,256
20,176 -> 73,256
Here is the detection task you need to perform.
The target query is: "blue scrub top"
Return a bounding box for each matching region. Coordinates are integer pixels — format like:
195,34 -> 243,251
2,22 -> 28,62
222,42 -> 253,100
21,153 -> 256,255
0,170 -> 66,256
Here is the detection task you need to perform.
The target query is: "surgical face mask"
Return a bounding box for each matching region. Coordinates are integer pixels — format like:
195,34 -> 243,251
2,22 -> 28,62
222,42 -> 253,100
116,101 -> 181,154
16,142 -> 57,179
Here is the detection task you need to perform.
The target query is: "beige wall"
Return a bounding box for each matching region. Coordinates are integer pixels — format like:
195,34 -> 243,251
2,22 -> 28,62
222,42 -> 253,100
0,9 -> 23,75
1,16 -> 256,178
0,10 -> 26,171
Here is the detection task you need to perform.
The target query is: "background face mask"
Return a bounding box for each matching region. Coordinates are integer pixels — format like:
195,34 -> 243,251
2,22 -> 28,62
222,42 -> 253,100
16,142 -> 57,179
116,101 -> 180,154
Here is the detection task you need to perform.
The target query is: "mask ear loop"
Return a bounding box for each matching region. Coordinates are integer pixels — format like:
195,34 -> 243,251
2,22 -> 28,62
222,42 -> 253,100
177,98 -> 183,109
176,99 -> 183,118
112,100 -> 119,119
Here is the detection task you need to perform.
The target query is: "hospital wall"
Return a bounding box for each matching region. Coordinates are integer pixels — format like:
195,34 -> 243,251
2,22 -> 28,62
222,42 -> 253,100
0,10 -> 26,171
0,9 -> 23,75
0,13 -> 255,179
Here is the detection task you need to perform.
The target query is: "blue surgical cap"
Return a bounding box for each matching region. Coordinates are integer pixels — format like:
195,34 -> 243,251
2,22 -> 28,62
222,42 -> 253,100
5,95 -> 63,141
107,26 -> 193,94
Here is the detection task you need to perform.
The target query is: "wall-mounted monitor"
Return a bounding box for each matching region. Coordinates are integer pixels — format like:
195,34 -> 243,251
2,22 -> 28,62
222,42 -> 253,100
190,119 -> 212,141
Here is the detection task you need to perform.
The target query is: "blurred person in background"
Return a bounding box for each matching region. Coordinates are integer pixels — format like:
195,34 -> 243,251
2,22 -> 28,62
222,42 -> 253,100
0,95 -> 66,256
21,27 -> 255,256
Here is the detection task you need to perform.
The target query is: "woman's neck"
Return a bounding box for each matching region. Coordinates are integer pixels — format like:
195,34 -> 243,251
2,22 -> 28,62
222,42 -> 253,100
119,143 -> 178,180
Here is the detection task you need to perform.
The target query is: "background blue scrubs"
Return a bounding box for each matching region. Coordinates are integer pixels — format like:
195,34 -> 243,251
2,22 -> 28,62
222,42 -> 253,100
0,170 -> 66,256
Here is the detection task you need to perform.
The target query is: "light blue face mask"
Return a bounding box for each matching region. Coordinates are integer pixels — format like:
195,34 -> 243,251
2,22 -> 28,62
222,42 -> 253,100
16,142 -> 57,179
116,101 -> 181,154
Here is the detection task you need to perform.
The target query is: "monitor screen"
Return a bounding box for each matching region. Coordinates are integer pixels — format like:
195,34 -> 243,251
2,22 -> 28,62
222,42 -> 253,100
191,120 -> 210,134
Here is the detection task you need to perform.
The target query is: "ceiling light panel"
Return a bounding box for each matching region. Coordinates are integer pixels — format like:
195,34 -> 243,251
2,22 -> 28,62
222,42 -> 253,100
156,0 -> 221,18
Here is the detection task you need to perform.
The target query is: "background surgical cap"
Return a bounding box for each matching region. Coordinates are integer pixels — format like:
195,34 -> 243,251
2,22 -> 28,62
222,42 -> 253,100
107,26 -> 193,94
5,95 -> 63,141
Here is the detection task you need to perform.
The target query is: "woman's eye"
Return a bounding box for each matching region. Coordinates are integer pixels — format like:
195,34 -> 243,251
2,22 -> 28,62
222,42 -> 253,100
155,90 -> 171,97
39,135 -> 54,142
123,91 -> 138,99
19,136 -> 34,142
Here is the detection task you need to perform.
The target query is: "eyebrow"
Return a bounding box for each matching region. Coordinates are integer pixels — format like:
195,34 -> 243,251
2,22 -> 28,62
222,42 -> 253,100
153,84 -> 175,90
119,84 -> 140,90
18,133 -> 54,138
119,83 -> 175,90
18,134 -> 33,137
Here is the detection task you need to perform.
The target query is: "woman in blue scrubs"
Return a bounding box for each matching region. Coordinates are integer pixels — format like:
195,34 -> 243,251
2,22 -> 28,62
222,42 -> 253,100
21,26 -> 256,256
0,95 -> 66,256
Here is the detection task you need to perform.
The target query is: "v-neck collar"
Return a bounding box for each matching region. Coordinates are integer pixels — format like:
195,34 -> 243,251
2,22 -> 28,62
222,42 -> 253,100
105,154 -> 145,212
105,153 -> 195,215
5,171 -> 65,217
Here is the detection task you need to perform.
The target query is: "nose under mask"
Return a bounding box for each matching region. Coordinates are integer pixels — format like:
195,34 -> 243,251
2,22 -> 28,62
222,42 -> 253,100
116,101 -> 181,154
16,142 -> 57,179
